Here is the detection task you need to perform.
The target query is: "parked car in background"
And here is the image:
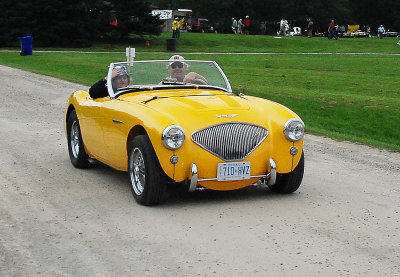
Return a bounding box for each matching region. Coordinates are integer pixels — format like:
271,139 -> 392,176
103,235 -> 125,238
187,17 -> 217,33
351,30 -> 370,37
383,30 -> 399,37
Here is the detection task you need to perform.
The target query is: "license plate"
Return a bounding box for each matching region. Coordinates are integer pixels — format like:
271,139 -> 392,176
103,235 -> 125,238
217,162 -> 251,181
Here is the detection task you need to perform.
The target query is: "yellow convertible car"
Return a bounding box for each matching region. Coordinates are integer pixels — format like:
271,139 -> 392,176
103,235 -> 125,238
65,58 -> 305,205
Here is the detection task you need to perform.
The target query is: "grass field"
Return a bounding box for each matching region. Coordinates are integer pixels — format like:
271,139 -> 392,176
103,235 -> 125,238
1,33 -> 399,151
4,32 -> 400,53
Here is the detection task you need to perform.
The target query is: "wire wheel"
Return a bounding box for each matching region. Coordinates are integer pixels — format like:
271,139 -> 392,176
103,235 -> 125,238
128,135 -> 168,205
70,121 -> 80,158
129,147 -> 146,196
67,110 -> 90,168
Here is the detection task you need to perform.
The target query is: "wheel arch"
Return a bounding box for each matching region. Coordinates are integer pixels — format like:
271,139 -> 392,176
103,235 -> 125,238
66,104 -> 76,123
65,104 -> 77,136
126,125 -> 148,154
125,124 -> 175,180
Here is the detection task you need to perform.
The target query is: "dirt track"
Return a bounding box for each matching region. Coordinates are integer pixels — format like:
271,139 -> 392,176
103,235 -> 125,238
1,65 -> 399,276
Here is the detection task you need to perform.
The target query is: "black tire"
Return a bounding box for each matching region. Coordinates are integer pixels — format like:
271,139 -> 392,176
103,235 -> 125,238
67,110 -> 90,168
268,151 -> 304,194
128,135 -> 167,206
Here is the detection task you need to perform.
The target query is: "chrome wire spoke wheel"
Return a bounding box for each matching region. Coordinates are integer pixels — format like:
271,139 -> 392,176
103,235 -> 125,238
70,121 -> 80,158
130,147 -> 145,195
67,110 -> 90,169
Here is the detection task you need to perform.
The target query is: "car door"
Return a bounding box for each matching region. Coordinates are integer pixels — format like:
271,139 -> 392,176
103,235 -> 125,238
77,98 -> 108,161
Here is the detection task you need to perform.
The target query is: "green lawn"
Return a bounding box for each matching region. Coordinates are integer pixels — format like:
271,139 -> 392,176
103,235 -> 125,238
4,32 -> 400,53
1,33 -> 399,151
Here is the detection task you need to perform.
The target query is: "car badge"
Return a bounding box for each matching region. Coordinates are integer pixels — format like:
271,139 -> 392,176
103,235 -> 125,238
215,114 -> 238,118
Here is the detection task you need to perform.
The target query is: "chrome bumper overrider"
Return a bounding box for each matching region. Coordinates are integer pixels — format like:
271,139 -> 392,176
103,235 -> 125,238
188,158 -> 276,192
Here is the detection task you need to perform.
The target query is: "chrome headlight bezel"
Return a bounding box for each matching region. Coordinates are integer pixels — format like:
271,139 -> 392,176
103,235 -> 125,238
283,118 -> 305,142
162,125 -> 185,150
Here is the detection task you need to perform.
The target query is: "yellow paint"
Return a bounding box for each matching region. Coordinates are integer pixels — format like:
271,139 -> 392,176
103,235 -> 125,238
65,89 -> 304,190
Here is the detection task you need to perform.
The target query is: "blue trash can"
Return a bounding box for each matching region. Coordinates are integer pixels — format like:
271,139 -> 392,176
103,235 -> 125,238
18,36 -> 33,56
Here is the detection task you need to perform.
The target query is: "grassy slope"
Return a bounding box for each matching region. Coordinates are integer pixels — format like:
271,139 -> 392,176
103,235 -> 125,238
1,33 -> 399,150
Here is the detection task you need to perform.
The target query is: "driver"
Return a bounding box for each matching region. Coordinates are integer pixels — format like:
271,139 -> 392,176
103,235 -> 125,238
164,55 -> 207,85
89,65 -> 130,99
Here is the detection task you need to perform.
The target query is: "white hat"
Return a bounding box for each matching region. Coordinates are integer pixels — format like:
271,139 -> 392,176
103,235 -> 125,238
169,54 -> 185,61
168,54 -> 188,67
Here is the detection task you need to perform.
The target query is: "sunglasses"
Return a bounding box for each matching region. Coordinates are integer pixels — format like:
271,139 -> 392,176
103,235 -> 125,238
170,62 -> 184,69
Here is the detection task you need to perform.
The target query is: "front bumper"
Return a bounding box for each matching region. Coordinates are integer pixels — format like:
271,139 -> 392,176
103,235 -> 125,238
188,158 -> 276,192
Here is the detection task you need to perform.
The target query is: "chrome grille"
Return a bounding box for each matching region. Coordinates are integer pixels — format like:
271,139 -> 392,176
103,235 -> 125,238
191,122 -> 268,161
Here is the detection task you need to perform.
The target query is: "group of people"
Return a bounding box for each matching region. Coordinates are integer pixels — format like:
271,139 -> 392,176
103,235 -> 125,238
231,16 -> 250,35
89,55 -> 206,99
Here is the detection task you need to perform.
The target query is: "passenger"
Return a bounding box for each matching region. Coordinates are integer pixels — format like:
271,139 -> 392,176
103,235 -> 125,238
89,66 -> 130,99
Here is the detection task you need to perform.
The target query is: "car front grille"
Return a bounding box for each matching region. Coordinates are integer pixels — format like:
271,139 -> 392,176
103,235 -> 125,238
191,122 -> 268,161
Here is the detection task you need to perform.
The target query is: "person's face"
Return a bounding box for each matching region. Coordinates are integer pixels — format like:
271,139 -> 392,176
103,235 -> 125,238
168,62 -> 186,81
113,74 -> 129,89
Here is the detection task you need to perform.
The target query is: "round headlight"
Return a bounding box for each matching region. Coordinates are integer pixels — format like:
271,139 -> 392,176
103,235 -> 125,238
162,125 -> 185,150
283,118 -> 305,142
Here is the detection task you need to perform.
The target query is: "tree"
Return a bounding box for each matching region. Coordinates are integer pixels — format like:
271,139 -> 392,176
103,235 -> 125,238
101,0 -> 163,42
0,1 -> 33,46
0,0 -> 163,47
349,0 -> 400,32
31,0 -> 101,46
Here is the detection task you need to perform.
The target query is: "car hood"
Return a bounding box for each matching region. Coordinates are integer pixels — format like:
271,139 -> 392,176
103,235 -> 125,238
120,89 -> 297,130
121,89 -> 249,111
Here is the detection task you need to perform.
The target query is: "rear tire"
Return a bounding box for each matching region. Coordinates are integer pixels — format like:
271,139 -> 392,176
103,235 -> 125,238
128,135 -> 167,206
67,110 -> 90,168
268,151 -> 304,194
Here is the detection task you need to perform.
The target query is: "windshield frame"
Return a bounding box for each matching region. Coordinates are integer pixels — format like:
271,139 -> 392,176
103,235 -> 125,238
106,60 -> 232,99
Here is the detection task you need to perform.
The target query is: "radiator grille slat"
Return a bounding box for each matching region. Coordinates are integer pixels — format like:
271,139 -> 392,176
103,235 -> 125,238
191,122 -> 268,161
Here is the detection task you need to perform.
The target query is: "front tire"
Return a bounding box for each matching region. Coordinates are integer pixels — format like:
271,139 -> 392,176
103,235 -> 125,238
268,152 -> 304,194
67,110 -> 90,168
128,135 -> 167,206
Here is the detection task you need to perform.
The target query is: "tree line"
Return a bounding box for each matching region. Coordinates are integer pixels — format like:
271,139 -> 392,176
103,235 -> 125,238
0,0 -> 162,47
1,0 -> 399,47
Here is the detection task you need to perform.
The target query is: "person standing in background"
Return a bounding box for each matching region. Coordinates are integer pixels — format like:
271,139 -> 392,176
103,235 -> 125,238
307,18 -> 314,38
328,20 -> 338,40
243,16 -> 250,35
238,18 -> 243,34
232,18 -> 238,34
172,17 -> 185,38
279,18 -> 288,36
378,25 -> 385,39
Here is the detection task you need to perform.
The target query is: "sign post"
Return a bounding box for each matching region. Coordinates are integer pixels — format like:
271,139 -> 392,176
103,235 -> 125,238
126,47 -> 135,63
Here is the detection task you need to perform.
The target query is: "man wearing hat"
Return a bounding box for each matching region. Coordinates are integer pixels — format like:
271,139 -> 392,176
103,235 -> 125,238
164,55 -> 207,84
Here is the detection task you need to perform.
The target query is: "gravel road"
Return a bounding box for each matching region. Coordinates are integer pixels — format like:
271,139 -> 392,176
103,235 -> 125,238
1,65 -> 399,276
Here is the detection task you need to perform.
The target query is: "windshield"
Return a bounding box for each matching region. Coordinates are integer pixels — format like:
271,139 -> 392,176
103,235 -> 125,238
106,60 -> 232,98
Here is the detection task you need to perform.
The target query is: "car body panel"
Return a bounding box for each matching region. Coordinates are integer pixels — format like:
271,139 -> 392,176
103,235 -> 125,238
66,90 -> 303,188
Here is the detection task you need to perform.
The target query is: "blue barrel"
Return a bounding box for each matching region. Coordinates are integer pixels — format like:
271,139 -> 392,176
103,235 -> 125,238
18,36 -> 33,56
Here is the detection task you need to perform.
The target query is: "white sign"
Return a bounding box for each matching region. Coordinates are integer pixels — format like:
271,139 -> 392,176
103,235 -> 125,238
152,10 -> 172,20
